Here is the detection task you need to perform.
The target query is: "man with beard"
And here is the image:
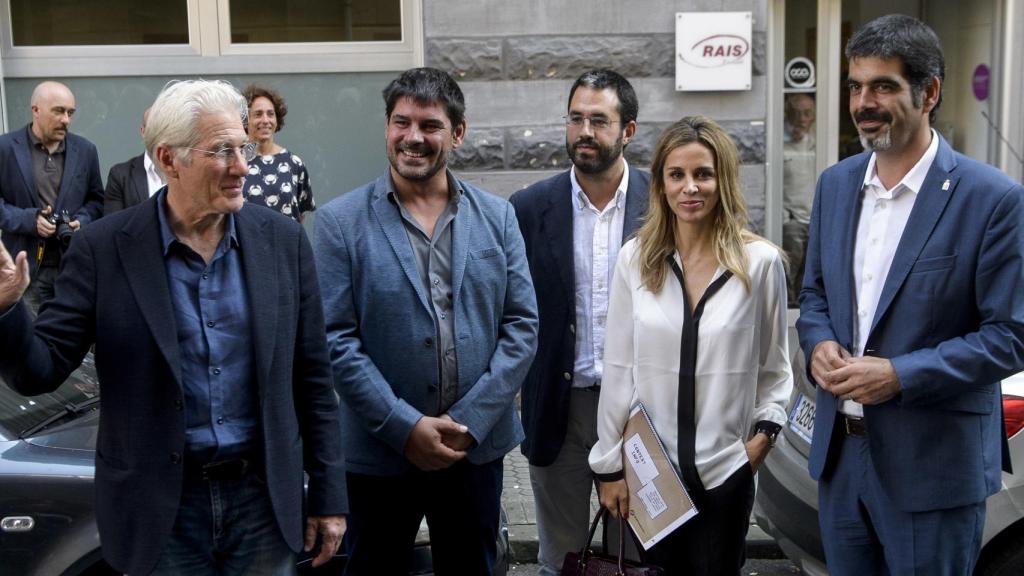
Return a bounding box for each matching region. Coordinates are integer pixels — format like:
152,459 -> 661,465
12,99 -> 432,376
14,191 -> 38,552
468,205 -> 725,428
509,69 -> 649,576
313,67 -> 538,575
798,15 -> 1024,575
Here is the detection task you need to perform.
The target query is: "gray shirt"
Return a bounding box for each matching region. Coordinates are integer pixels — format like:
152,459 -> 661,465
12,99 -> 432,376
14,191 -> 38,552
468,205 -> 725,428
28,126 -> 66,266
27,125 -> 65,210
388,173 -> 461,415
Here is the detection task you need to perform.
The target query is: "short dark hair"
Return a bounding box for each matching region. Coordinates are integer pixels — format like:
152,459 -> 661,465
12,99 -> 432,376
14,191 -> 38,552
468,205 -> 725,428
567,69 -> 639,126
382,67 -> 466,128
845,14 -> 945,123
241,84 -> 287,132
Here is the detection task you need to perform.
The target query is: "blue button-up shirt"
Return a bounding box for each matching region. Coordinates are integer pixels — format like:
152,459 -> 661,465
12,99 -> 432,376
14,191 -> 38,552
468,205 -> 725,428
157,190 -> 258,461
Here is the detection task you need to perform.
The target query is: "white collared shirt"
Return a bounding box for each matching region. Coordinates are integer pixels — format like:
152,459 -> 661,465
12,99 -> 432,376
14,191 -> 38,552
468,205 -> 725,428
570,158 -> 629,388
844,130 -> 939,416
144,153 -> 165,197
589,239 -> 792,489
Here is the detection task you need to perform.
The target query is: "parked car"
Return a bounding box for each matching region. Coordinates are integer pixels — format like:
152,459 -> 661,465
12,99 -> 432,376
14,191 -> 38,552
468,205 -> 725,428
754,329 -> 1024,576
0,355 -> 509,575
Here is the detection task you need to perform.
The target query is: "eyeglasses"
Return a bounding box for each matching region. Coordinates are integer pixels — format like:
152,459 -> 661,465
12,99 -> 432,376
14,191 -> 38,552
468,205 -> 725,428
563,114 -> 620,131
184,141 -> 258,164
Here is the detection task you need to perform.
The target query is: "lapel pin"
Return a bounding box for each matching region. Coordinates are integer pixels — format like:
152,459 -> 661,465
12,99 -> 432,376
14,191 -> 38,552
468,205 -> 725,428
942,179 -> 950,191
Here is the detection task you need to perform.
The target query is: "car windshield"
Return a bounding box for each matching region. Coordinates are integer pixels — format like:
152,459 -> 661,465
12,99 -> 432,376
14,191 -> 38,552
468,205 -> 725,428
0,353 -> 99,440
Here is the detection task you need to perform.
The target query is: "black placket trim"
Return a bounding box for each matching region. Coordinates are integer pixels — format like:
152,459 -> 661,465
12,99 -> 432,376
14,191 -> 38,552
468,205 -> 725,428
668,256 -> 733,496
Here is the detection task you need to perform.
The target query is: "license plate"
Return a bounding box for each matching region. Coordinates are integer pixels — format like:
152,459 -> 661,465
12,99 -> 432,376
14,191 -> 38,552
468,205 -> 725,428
787,393 -> 815,443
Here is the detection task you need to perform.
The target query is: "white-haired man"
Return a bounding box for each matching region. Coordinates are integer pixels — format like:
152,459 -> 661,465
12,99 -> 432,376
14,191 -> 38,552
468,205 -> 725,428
0,80 -> 347,575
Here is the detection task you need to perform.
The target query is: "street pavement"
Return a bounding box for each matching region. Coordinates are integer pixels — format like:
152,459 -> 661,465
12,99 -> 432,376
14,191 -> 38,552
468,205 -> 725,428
506,559 -> 801,575
497,448 -> 787,564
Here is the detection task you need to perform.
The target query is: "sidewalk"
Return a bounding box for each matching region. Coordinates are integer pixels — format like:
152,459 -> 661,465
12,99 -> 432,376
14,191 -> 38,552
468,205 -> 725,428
498,449 -> 782,563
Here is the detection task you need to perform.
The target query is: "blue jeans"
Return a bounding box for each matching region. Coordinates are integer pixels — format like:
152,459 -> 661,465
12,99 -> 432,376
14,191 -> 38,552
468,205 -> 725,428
148,464 -> 296,576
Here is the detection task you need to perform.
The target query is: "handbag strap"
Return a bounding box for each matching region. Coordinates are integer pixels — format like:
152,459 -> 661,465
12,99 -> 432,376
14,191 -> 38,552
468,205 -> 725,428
577,508 -> 631,576
579,507 -> 605,564
617,514 -> 627,574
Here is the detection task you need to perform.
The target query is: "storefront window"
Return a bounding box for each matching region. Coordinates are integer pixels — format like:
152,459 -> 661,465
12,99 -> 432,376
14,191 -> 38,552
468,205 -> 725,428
230,0 -> 401,43
10,1 -> 188,46
782,0 -> 819,308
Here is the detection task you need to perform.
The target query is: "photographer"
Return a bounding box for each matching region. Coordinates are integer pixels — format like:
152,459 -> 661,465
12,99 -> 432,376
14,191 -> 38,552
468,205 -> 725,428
0,81 -> 104,315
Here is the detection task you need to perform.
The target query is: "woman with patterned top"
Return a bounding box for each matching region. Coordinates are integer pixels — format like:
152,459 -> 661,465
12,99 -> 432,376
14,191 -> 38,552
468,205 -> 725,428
242,84 -> 315,223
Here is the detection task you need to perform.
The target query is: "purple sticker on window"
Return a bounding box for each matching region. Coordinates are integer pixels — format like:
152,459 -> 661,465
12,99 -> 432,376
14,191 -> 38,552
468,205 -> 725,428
973,64 -> 990,101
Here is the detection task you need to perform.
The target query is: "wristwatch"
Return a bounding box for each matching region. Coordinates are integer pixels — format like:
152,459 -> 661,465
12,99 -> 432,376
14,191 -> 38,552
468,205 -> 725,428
753,421 -> 782,448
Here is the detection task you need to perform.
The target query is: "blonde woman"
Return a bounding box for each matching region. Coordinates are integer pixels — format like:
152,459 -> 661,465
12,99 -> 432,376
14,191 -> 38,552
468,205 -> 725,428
589,116 -> 792,575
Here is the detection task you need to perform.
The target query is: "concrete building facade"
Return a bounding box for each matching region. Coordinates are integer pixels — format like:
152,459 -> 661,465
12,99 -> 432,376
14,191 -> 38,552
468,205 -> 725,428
0,0 -> 1021,247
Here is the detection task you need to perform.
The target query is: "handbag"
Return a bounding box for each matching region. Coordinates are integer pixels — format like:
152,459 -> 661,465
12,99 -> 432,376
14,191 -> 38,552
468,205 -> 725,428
561,508 -> 665,576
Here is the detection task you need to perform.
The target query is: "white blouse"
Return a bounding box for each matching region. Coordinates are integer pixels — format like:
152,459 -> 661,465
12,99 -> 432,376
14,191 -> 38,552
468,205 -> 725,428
588,238 -> 793,491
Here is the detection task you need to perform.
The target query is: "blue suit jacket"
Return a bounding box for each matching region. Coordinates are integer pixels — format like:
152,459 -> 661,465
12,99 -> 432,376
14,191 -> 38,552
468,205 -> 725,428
798,134 -> 1024,512
314,170 -> 539,476
0,125 -> 104,268
0,198 -> 347,575
510,166 -> 650,466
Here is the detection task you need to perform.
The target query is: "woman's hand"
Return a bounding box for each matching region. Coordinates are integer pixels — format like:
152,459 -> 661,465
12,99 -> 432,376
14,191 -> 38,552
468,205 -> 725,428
598,478 -> 630,519
745,433 -> 772,472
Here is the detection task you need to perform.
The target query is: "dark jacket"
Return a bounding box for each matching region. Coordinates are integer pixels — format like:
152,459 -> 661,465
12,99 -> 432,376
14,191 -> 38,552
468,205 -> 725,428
510,165 -> 650,466
0,125 -> 104,269
104,153 -> 149,215
0,198 -> 347,575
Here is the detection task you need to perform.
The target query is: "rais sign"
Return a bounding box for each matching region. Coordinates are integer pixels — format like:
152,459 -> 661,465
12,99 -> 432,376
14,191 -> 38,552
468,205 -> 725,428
676,12 -> 752,91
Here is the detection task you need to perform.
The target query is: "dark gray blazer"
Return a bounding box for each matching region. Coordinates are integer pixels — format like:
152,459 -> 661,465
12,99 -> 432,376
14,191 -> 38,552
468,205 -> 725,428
0,197 -> 347,575
510,165 -> 650,466
104,153 -> 149,215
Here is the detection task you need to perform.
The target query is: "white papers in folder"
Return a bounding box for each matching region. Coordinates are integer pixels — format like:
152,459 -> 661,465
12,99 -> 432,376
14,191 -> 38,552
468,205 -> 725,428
624,433 -> 660,486
637,483 -> 669,518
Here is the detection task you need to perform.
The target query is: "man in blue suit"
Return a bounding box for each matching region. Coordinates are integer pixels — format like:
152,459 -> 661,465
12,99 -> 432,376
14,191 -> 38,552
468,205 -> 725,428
314,67 -> 538,576
0,81 -> 103,314
510,69 -> 649,576
797,15 -> 1024,575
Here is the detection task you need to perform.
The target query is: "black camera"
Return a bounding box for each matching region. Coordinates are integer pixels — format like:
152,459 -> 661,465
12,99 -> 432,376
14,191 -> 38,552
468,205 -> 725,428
46,209 -> 75,249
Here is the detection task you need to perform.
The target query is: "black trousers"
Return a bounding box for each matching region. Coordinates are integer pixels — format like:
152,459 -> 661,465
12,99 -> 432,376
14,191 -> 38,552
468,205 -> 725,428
645,464 -> 755,576
343,458 -> 503,576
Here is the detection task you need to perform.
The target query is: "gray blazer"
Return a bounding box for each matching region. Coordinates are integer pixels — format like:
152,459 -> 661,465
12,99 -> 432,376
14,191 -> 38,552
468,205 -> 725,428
314,170 -> 539,475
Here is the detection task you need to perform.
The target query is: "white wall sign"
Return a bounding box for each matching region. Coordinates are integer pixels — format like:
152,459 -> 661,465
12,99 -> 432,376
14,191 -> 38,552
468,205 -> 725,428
675,12 -> 752,92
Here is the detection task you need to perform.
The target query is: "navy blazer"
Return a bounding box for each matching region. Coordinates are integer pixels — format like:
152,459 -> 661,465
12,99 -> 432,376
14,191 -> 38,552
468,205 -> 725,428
314,170 -> 539,476
0,125 -> 104,268
0,197 -> 347,575
104,153 -> 149,215
510,165 -> 650,466
798,134 -> 1024,512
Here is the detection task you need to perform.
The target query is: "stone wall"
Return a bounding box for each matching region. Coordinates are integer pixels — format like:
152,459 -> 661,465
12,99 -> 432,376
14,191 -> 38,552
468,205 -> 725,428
422,0 -> 768,231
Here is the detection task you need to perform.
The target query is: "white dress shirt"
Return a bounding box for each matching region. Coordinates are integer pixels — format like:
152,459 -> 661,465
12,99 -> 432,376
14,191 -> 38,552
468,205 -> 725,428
143,153 -> 164,197
570,159 -> 629,388
844,130 -> 939,417
589,239 -> 792,490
